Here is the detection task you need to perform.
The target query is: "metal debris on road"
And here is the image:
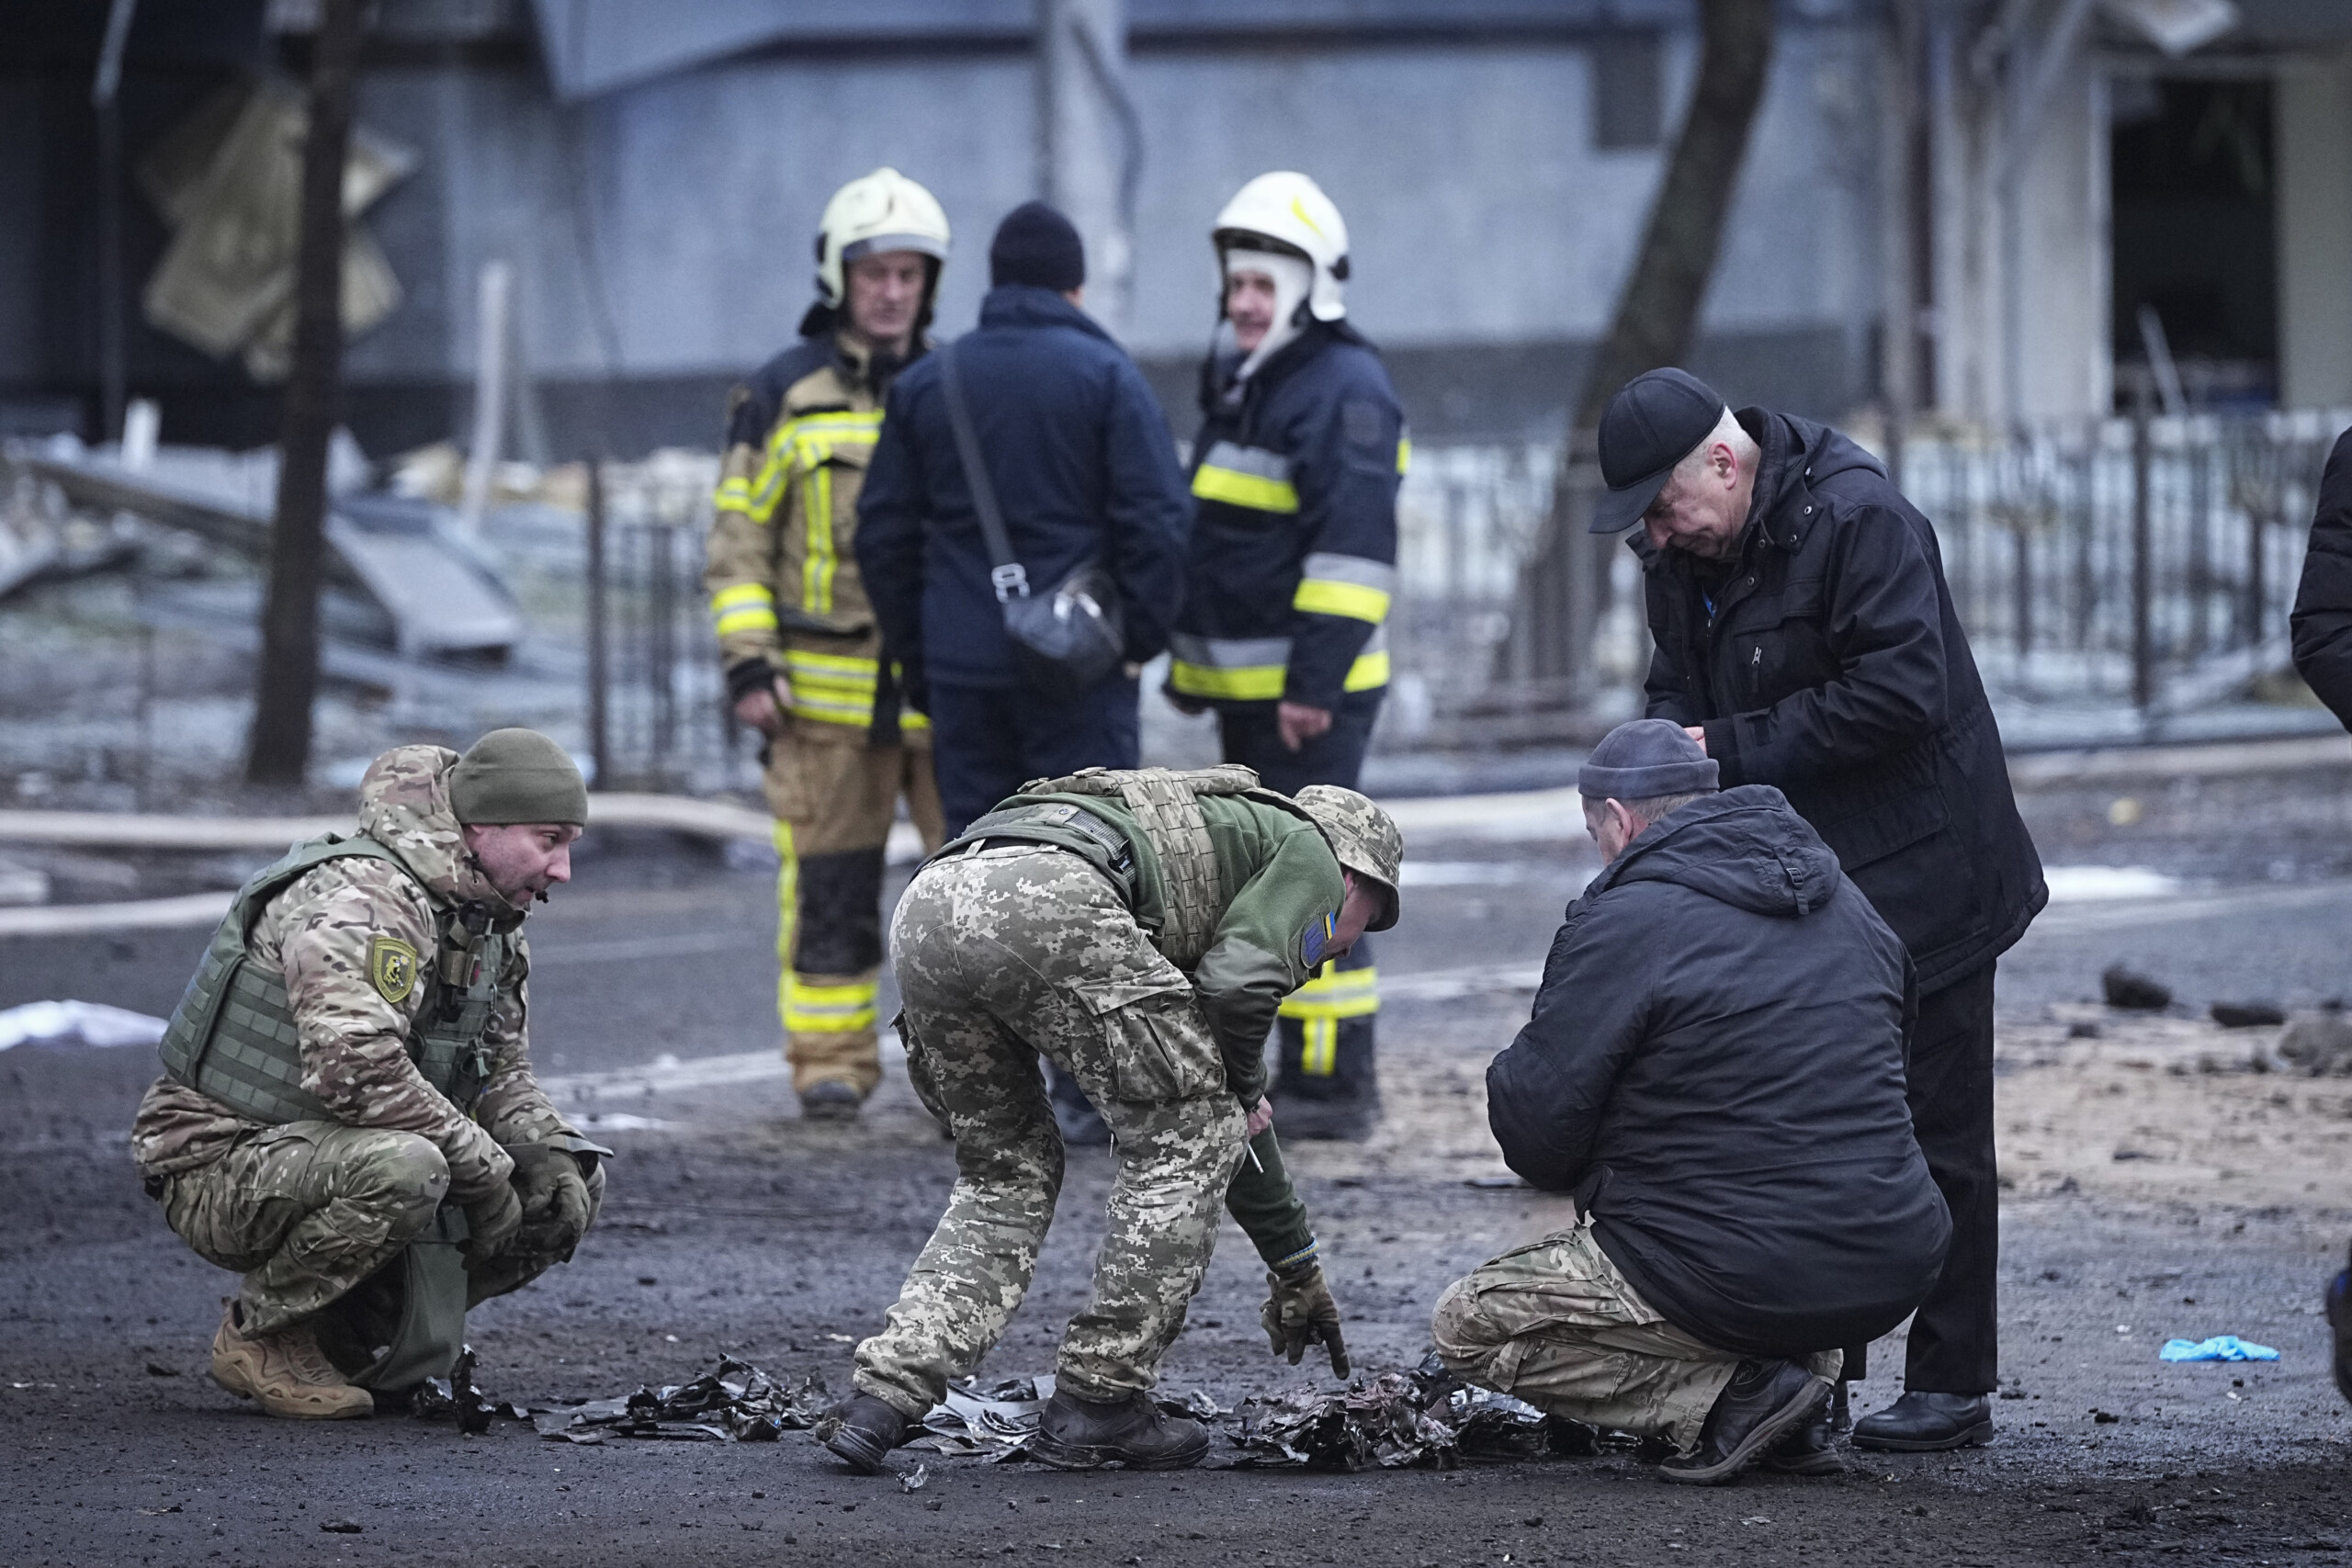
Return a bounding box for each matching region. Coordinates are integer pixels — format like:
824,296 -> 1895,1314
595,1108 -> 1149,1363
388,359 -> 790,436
899,1462 -> 930,1494
906,1374 -> 1056,1459
531,1357 -> 833,1444
1229,1356 -> 1597,1471
410,1348 -> 521,1435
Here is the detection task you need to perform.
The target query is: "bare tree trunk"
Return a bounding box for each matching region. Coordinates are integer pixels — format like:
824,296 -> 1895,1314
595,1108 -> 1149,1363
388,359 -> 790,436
245,0 -> 365,786
1509,0 -> 1777,691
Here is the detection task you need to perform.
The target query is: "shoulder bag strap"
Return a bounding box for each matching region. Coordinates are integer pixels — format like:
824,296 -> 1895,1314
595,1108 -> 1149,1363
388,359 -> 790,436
935,343 -> 1031,603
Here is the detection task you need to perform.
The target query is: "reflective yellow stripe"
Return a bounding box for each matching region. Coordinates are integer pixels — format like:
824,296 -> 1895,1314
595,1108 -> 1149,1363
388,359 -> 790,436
1343,649 -> 1390,692
780,648 -> 880,727
784,977 -> 878,1034
711,582 -> 778,637
773,820 -> 798,1043
802,463 -> 836,615
1296,1015 -> 1338,1076
1279,964 -> 1380,1021
1294,579 -> 1391,623
1192,465 -> 1300,513
1396,436 -> 1412,475
715,475 -> 754,513
1169,660 -> 1286,701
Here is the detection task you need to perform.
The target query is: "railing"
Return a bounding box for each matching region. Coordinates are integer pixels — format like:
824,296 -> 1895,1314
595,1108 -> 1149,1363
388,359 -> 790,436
1380,412 -> 2349,747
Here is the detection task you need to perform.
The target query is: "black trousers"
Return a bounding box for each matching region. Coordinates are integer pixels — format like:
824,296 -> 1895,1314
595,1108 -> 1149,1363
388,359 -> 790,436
926,672 -> 1141,839
1900,963 -> 2000,1393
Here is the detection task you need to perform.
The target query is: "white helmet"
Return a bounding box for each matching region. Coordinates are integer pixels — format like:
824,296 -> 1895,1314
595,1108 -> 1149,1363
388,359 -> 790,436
1212,171 -> 1350,322
814,167 -> 951,309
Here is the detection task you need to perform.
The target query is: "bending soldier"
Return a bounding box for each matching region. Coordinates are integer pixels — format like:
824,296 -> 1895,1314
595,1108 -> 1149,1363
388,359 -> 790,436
704,166 -> 951,1121
130,732 -> 608,1418
819,768 -> 1401,1472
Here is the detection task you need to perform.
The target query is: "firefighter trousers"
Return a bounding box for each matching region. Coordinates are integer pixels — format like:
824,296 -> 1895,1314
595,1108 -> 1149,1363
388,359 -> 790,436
762,718 -> 944,1096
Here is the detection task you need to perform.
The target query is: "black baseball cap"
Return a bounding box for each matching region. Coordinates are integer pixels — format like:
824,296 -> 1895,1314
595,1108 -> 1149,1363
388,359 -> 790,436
1589,368 -> 1730,534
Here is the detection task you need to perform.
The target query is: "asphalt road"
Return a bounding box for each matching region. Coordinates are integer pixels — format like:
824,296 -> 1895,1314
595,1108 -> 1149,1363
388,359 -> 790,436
4,767 -> 2352,1566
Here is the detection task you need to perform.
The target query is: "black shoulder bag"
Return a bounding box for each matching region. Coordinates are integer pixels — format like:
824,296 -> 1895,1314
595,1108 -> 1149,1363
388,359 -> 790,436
935,342 -> 1125,700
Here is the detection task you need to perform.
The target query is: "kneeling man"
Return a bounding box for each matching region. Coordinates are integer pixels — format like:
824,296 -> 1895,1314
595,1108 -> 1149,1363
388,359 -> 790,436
131,731 -> 609,1417
1433,720 -> 1948,1484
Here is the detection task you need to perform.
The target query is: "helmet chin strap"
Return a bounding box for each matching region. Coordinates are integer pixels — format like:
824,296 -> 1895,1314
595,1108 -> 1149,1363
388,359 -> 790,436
1224,249 -> 1315,382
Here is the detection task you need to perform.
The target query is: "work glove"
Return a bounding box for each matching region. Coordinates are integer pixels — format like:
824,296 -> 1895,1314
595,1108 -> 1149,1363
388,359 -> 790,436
460,1180 -> 523,1267
507,1143 -> 599,1262
1262,1263 -> 1351,1379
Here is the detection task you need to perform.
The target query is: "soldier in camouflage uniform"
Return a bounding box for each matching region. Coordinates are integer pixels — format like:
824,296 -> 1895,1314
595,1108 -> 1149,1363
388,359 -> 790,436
816,767 -> 1403,1472
130,731 -> 608,1420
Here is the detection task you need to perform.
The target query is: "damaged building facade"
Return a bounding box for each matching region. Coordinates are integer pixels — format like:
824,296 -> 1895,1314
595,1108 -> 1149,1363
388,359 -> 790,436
2,1 -> 2349,457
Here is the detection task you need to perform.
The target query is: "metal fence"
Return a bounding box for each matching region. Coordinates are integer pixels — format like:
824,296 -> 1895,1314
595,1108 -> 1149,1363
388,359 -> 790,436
1382,411 -> 2349,744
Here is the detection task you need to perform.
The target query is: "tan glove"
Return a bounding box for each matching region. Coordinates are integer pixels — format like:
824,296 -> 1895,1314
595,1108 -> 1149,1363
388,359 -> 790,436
1262,1263 -> 1351,1379
507,1143 -> 600,1261
460,1180 -> 523,1267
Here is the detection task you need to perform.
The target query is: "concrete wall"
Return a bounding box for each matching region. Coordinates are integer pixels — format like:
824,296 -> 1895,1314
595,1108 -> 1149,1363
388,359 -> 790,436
2277,52 -> 2352,410
338,19 -> 1888,451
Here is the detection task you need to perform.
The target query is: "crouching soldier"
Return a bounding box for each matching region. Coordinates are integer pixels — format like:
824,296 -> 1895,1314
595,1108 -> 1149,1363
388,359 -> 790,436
819,768 -> 1399,1472
1432,720 -> 1950,1484
130,731 -> 610,1418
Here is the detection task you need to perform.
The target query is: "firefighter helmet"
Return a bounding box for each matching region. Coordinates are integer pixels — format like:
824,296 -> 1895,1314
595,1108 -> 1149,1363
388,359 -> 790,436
1212,171 -> 1350,322
814,167 -> 951,309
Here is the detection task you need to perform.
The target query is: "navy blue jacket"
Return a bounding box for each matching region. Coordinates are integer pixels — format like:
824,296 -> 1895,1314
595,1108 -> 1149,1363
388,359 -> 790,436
2290,425 -> 2352,725
1487,786 -> 1951,1359
856,286 -> 1192,694
1639,410 -> 2045,995
1170,322 -> 1406,711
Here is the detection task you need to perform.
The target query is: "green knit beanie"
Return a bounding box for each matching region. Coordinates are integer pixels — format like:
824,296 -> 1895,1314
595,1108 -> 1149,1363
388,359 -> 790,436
448,728 -> 588,826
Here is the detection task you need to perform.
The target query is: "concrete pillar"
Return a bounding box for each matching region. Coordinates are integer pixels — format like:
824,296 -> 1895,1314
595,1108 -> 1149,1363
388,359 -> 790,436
2277,56 -> 2352,411
1035,0 -> 1137,336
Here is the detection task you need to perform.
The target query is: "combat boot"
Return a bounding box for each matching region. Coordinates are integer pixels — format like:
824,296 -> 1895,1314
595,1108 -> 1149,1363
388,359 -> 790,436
816,1393 -> 910,1474
209,1299 -> 373,1420
1657,1359 -> 1828,1485
800,1081 -> 863,1122
1033,1388 -> 1210,1471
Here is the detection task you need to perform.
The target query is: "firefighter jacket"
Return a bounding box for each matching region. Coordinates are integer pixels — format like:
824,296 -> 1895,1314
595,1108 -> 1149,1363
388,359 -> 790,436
1170,321 -> 1407,711
704,328 -> 921,736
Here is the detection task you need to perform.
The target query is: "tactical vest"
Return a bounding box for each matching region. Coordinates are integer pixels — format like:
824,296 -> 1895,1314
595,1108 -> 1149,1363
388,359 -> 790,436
158,834 -> 508,1125
939,764 -> 1293,972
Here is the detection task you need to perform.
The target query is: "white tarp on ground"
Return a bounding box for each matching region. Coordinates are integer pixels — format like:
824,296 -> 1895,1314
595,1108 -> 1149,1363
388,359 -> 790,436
0,1000 -> 168,1051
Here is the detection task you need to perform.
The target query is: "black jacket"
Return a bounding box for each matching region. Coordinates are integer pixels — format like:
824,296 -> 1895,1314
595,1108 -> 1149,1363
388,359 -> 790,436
2290,426 -> 2352,725
1487,787 -> 1951,1358
1639,410 -> 2045,994
1170,322 -> 1406,710
856,286 -> 1193,694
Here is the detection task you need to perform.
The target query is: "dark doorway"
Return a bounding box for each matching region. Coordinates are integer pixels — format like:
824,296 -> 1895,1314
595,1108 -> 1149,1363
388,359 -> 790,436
2109,75 -> 2277,411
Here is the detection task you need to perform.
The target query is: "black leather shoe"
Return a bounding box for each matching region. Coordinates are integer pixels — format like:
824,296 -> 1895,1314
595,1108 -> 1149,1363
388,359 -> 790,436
2325,1258 -> 2351,1406
1849,1391 -> 1995,1452
1657,1359 -> 1829,1485
1032,1388 -> 1210,1471
815,1393 -> 909,1474
1761,1412 -> 1845,1475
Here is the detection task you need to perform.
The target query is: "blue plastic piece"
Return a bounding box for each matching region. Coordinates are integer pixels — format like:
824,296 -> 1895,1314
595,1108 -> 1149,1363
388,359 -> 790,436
2159,1335 -> 2280,1362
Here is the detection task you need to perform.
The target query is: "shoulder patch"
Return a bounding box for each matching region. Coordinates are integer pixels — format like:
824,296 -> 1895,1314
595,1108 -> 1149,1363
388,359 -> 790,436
1301,908 -> 1338,969
368,936 -> 420,1005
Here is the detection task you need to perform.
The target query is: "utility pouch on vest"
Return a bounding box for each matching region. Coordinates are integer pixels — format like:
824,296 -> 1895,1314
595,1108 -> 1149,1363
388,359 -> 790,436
350,1204 -> 470,1393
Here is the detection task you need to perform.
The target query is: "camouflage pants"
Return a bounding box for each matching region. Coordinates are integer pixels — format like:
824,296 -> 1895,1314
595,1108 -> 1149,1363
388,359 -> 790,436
854,844 -> 1248,1416
1431,1218 -> 1842,1453
159,1122 -> 582,1336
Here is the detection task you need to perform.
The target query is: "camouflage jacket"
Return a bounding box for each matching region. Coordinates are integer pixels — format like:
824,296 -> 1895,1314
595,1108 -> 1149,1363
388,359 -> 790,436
130,745 -> 574,1197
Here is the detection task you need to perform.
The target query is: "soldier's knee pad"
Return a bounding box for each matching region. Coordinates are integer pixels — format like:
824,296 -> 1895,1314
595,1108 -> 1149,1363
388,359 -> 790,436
345,1134 -> 450,1234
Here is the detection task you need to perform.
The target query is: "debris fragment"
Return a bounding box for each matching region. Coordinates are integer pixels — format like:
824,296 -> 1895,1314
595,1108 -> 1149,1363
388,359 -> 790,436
2159,1336 -> 2278,1363
532,1357 -> 833,1444
1228,1356 -> 1596,1471
2210,1001 -> 2285,1029
2101,966 -> 2171,1010
320,1520 -> 363,1534
899,1463 -> 929,1494
906,1375 -> 1056,1459
2277,1011 -> 2352,1076
410,1348 -> 505,1435
144,1361 -> 179,1378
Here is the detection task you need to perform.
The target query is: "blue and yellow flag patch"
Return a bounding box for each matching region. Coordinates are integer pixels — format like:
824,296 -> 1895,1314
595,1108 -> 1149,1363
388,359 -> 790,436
1301,908 -> 1338,968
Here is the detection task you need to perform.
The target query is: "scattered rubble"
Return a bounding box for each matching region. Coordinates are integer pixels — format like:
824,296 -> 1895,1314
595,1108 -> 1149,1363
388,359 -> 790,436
1228,1356 -> 1598,1472
2276,1010 -> 2352,1076
531,1356 -> 832,1444
2102,965 -> 2173,1010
